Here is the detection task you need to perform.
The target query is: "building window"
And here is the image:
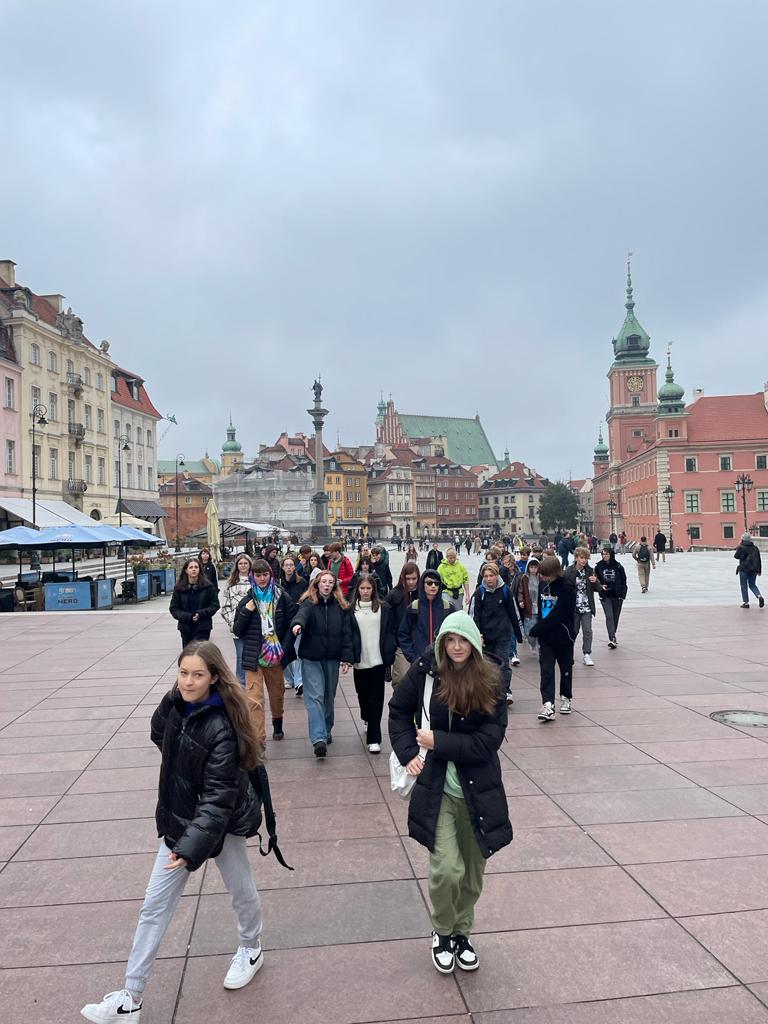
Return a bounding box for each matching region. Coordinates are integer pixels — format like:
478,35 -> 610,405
719,455 -> 732,472
49,448 -> 59,480
114,461 -> 120,486
632,429 -> 642,437
147,466 -> 153,489
48,351 -> 58,372
757,490 -> 768,512
126,464 -> 133,487
723,524 -> 735,540
84,455 -> 93,483
3,377 -> 14,409
84,405 -> 92,429
96,372 -> 104,390
83,367 -> 91,386
684,492 -> 700,514
97,409 -> 105,433
30,342 -> 41,366
48,393 -> 58,421
721,492 -> 736,513
688,525 -> 701,540
146,430 -> 153,447
31,384 -> 41,408
68,451 -> 76,479
631,396 -> 640,407
685,457 -> 697,473
111,376 -> 118,393
66,359 -> 74,377
668,429 -> 679,437
125,424 -> 132,442
5,439 -> 15,474
137,465 -> 144,489
185,496 -> 192,505
757,454 -> 767,471
98,458 -> 105,485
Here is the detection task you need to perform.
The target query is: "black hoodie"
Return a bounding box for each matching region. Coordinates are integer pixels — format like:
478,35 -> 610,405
528,576 -> 576,645
397,571 -> 451,662
594,553 -> 628,600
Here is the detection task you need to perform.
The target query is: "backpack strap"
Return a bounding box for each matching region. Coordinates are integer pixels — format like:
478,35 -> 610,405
249,764 -> 294,871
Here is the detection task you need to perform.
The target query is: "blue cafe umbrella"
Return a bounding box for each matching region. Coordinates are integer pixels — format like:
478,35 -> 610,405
0,526 -> 48,577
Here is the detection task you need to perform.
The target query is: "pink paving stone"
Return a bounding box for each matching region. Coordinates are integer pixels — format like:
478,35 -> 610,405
683,910 -> 768,983
585,816 -> 768,864
626,855 -> 768,916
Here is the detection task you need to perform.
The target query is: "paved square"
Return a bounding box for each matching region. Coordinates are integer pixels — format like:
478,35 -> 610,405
2,549 -> 768,1021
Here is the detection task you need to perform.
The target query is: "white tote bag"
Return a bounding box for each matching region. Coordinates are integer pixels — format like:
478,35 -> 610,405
389,674 -> 434,800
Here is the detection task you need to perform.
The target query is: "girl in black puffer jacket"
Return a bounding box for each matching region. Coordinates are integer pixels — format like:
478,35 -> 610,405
169,557 -> 220,648
81,641 -> 267,1024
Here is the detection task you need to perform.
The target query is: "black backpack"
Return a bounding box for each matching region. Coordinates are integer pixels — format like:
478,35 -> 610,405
637,544 -> 650,564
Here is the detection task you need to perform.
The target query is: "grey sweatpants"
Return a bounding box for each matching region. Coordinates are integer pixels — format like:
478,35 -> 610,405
125,835 -> 262,995
573,610 -> 593,655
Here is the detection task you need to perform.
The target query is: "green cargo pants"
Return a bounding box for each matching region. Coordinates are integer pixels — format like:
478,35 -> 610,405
429,792 -> 486,935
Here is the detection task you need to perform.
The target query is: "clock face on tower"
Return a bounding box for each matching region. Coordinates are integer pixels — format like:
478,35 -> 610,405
626,374 -> 644,394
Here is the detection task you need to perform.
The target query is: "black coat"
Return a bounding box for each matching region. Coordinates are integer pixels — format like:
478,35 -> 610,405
594,558 -> 628,600
200,561 -> 218,588
528,576 -> 577,646
281,574 -> 308,604
370,559 -> 393,594
169,582 -> 220,636
472,582 -> 523,643
290,594 -> 354,663
388,646 -> 512,858
232,586 -> 296,671
386,584 -> 418,634
350,600 -> 397,667
653,532 -> 667,552
426,550 -> 443,570
735,541 -> 762,575
150,691 -> 261,872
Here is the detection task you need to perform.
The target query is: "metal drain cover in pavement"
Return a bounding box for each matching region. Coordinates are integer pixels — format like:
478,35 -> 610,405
710,710 -> 768,728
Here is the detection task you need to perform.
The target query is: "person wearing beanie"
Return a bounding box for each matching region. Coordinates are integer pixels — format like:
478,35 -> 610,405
528,555 -> 577,722
398,569 -> 452,664
389,611 -> 512,975
734,532 -> 764,608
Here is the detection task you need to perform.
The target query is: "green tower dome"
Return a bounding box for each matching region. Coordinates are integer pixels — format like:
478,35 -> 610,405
612,256 -> 651,363
594,425 -> 609,459
658,349 -> 685,410
222,419 -> 242,453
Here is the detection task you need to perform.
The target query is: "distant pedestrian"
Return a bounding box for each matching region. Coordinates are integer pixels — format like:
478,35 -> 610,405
633,535 -> 655,593
349,574 -> 396,752
170,558 -> 220,648
472,562 -> 522,703
426,543 -> 443,571
521,556 -> 541,651
653,529 -> 667,563
327,541 -> 354,597
608,531 -> 618,553
386,561 -> 421,686
594,546 -> 628,648
198,547 -> 219,588
529,555 -> 576,722
370,545 -> 393,594
221,554 -> 253,683
735,532 -> 764,609
438,547 -> 471,611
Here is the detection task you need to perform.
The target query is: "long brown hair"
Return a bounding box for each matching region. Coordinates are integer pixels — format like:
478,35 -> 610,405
435,643 -> 500,717
176,641 -> 263,768
227,553 -> 253,587
350,572 -> 380,611
175,558 -> 211,591
397,560 -> 420,590
299,569 -> 349,609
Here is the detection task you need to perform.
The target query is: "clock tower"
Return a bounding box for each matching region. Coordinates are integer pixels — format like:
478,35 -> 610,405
606,257 -> 658,465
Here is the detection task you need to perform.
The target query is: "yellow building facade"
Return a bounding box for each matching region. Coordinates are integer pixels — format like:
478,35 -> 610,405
324,451 -> 368,534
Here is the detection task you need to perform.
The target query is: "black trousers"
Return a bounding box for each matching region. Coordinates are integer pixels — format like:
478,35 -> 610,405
180,625 -> 212,650
601,596 -> 622,641
353,665 -> 386,744
539,640 -> 574,704
483,635 -> 512,693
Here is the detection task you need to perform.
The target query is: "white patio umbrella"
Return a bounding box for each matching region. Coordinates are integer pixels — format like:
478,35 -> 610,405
206,498 -> 222,562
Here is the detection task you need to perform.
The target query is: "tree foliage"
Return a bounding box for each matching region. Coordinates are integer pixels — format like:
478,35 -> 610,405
538,482 -> 580,532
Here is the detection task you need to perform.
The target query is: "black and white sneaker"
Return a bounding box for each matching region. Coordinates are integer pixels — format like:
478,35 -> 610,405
608,639 -> 617,649
431,931 -> 455,974
81,990 -> 142,1022
295,682 -> 303,697
223,943 -> 263,989
537,701 -> 555,722
452,933 -> 479,971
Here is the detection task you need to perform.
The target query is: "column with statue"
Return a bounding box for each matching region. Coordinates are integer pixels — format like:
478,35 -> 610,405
309,379 -> 330,544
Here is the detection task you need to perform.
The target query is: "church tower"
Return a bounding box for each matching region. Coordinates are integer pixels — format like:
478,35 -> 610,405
220,418 -> 243,476
606,256 -> 659,464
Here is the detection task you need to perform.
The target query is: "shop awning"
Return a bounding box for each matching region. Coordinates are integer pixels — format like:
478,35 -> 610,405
0,497 -> 97,528
116,498 -> 168,520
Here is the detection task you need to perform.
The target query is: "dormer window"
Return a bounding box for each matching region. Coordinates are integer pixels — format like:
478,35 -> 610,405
627,336 -> 640,349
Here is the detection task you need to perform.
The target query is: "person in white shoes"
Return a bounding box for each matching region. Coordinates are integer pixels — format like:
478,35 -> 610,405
81,642 -> 266,1024
564,547 -> 599,667
527,557 -> 577,722
349,574 -> 396,753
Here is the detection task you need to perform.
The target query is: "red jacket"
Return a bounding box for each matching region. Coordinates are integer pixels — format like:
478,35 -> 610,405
332,555 -> 355,596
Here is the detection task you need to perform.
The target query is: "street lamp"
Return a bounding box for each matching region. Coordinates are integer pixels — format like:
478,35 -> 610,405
607,498 -> 617,535
734,473 -> 754,533
663,484 -> 675,553
116,435 -> 130,527
174,453 -> 186,551
30,404 -> 48,527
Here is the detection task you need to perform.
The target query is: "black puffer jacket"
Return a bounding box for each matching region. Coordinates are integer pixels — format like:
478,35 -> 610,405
290,594 -> 354,663
232,585 -> 295,671
388,646 -> 512,858
169,581 -> 220,634
386,584 -> 418,634
735,539 -> 762,575
280,574 -> 307,604
150,690 -> 261,871
350,600 -> 397,667
472,580 -> 523,643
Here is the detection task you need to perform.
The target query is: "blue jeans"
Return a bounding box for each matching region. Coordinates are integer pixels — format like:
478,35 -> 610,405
284,636 -> 302,688
301,659 -> 340,744
740,571 -> 762,604
484,634 -> 511,693
233,637 -> 245,685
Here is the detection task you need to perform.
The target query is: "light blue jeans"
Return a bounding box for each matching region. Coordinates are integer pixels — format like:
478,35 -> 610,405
233,637 -> 245,685
524,616 -> 538,650
284,635 -> 302,688
301,659 -> 340,744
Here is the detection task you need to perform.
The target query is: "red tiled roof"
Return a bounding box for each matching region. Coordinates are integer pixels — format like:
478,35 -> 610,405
569,479 -> 586,490
111,369 -> 162,420
487,461 -> 547,487
686,393 -> 768,443
0,274 -> 99,353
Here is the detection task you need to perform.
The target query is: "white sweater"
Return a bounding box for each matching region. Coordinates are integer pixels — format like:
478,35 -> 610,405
354,602 -> 382,669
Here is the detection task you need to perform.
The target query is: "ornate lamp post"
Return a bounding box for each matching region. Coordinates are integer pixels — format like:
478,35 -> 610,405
174,453 -> 186,551
30,404 -> 48,527
734,473 -> 754,534
607,498 -> 617,535
663,484 -> 675,553
116,435 -> 130,527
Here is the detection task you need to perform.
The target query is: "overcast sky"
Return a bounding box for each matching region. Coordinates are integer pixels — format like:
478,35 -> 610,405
3,1 -> 767,479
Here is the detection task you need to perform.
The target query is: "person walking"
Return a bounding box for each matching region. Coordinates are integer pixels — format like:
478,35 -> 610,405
520,556 -> 540,652
529,556 -> 577,721
398,569 -> 452,664
388,612 -> 512,975
405,541 -> 419,564
386,561 -> 421,686
327,542 -> 354,597
349,574 -> 396,752
464,536 -> 472,557
633,536 -> 655,593
290,570 -> 353,758
735,532 -> 764,608
221,554 -> 253,684
169,558 -> 220,648
279,555 -> 307,695
426,542 -> 443,571
556,533 -> 571,568
653,528 -> 667,563
438,547 -> 470,611
472,562 -> 523,704
81,642 -> 265,1023
564,547 -> 599,667
232,559 -> 295,744
472,536 -> 482,556
198,547 -> 219,589
594,546 -> 628,648
370,545 -> 393,594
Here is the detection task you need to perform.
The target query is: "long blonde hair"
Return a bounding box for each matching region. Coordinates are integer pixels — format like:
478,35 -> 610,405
176,641 -> 263,768
299,569 -> 349,609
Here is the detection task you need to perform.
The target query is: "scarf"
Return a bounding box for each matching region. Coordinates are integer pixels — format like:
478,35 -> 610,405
253,579 -> 283,667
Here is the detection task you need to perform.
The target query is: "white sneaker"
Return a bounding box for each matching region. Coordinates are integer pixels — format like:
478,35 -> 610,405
560,697 -> 572,714
223,944 -> 263,990
511,654 -> 520,666
367,742 -> 381,753
81,990 -> 141,1023
505,690 -> 515,705
537,701 -> 555,722
583,654 -> 594,666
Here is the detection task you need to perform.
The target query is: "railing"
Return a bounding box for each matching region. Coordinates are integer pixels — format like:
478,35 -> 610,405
68,422 -> 85,440
66,478 -> 87,494
66,372 -> 84,390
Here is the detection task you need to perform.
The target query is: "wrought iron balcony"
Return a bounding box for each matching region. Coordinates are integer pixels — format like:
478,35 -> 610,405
68,422 -> 85,442
66,478 -> 87,494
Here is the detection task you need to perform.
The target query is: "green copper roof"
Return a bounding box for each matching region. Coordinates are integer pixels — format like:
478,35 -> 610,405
594,425 -> 609,457
399,413 -> 497,466
222,419 -> 242,453
658,349 -> 685,408
158,458 -> 220,475
612,257 -> 651,364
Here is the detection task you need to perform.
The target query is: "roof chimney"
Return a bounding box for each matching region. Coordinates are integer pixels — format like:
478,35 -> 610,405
40,293 -> 65,314
0,260 -> 17,287
692,388 -> 705,402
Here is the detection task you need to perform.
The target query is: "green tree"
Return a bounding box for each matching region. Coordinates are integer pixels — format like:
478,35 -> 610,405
538,482 -> 579,532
